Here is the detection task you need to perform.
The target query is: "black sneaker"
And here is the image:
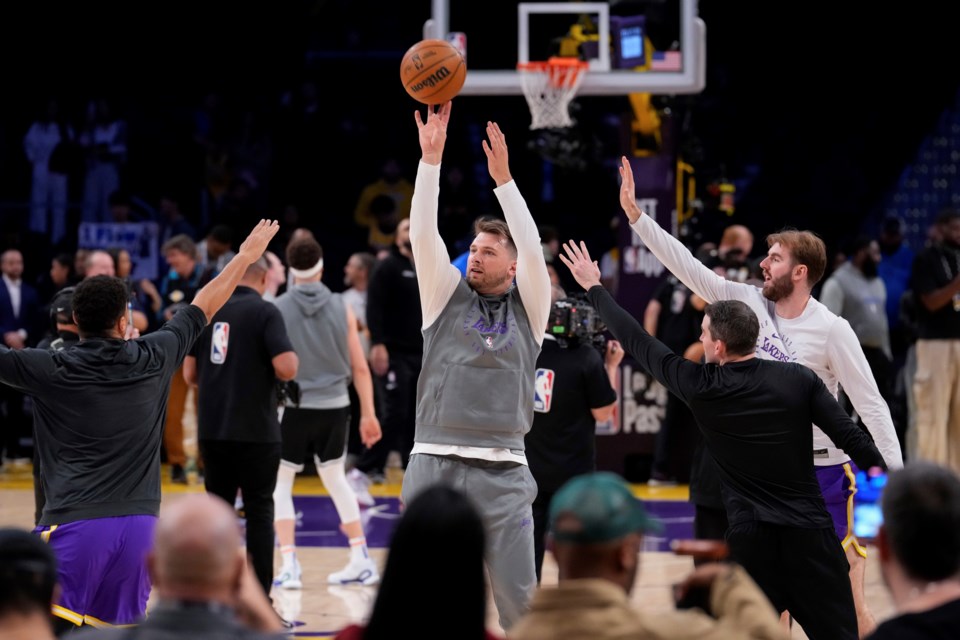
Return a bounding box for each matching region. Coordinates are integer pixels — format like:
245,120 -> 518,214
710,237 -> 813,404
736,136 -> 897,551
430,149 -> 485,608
170,464 -> 187,484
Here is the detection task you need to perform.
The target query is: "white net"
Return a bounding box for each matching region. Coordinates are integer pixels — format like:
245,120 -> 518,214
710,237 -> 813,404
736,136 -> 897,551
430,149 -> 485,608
518,58 -> 588,130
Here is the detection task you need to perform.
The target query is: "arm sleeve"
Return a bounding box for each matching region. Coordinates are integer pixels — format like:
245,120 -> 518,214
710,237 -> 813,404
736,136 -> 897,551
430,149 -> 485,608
0,347 -> 53,393
494,180 -> 551,345
143,304 -> 208,369
262,304 -> 295,358
408,161 -> 462,329
826,318 -> 903,469
808,369 -> 887,470
818,277 -> 844,316
188,326 -> 206,359
587,285 -> 697,404
630,216 -> 750,304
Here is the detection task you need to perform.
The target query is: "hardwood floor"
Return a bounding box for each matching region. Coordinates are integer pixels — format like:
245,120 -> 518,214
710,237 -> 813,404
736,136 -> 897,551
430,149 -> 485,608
0,462 -> 895,638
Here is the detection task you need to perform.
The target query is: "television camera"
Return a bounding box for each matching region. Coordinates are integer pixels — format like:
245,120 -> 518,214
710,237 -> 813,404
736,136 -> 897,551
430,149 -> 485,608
547,294 -> 608,355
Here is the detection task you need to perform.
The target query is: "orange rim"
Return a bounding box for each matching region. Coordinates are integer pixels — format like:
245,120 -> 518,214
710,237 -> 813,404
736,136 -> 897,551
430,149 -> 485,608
517,57 -> 588,89
516,57 -> 589,72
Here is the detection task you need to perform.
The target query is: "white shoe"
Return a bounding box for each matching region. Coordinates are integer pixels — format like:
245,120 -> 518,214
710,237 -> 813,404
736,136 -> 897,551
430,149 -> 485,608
346,469 -> 376,508
273,560 -> 303,590
327,557 -> 379,586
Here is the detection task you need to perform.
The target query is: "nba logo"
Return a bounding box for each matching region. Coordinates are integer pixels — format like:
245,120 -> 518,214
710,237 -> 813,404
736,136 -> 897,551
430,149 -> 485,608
533,368 -> 554,413
211,322 -> 230,364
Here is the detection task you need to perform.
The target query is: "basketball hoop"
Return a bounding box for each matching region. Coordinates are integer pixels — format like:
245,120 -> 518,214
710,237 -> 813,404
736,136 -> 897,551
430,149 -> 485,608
517,57 -> 589,130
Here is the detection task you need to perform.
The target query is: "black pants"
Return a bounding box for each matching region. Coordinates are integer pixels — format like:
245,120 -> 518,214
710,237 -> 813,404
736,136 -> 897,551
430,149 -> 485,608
531,486 -> 556,584
357,350 -> 421,474
693,503 -> 729,567
199,440 -> 281,597
726,521 -> 857,640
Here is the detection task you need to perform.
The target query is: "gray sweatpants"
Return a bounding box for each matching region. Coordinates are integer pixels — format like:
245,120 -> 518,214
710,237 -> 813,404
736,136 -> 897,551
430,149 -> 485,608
401,453 -> 538,631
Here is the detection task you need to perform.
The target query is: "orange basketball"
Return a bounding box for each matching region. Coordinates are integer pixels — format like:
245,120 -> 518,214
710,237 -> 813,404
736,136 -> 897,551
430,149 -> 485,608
400,39 -> 466,105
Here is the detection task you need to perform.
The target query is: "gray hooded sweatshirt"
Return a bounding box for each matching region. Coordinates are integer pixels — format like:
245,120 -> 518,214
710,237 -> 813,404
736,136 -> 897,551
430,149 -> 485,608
274,282 -> 351,409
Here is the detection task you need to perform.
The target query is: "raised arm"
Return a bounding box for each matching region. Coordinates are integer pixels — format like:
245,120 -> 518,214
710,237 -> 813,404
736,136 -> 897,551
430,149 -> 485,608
619,156 -> 748,304
408,102 -> 461,329
191,220 -> 280,323
484,121 -> 551,342
560,240 -> 697,403
826,319 -> 903,469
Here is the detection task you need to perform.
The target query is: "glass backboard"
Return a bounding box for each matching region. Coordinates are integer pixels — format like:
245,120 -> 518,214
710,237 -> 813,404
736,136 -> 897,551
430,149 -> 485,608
424,0 -> 705,96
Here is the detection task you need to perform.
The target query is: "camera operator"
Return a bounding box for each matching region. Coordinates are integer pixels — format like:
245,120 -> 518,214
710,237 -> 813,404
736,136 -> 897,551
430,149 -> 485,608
524,285 -> 623,583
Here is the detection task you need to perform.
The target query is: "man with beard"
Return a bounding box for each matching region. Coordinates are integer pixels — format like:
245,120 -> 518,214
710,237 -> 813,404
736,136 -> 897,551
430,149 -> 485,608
909,208 -> 960,472
402,103 -> 552,631
821,236 -> 898,446
617,156 -> 902,638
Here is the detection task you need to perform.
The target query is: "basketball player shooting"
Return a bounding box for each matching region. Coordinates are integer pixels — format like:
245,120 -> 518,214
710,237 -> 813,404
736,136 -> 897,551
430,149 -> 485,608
399,101 -> 552,631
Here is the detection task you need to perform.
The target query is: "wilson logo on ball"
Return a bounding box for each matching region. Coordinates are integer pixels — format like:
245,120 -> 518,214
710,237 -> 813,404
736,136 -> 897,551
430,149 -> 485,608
410,66 -> 452,93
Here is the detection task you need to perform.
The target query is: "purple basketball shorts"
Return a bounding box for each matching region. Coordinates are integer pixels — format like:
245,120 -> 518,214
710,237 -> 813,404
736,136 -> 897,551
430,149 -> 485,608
34,515 -> 156,627
815,461 -> 866,558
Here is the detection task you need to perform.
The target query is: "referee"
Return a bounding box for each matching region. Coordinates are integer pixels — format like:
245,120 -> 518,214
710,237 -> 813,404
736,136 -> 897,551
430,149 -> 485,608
184,255 -> 298,598
561,240 -> 886,640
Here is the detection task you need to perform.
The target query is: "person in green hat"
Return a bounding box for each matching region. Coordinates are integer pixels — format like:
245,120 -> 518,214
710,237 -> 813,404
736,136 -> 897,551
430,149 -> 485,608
510,471 -> 787,640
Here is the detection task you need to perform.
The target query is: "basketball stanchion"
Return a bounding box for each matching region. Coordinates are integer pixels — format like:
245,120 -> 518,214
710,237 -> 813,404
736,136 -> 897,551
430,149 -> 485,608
516,56 -> 589,129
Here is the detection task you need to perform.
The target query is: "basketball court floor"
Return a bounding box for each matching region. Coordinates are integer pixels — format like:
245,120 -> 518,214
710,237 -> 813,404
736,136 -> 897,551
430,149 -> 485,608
0,461 -> 894,639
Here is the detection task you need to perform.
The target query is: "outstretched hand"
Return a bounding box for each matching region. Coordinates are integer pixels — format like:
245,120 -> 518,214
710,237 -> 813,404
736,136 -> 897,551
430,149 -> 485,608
237,219 -> 280,263
481,121 -> 512,187
558,240 -> 603,291
415,101 -> 452,165
618,156 -> 643,224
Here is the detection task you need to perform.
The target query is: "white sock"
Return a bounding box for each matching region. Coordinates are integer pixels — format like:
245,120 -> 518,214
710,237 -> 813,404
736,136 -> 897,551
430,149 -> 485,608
349,536 -> 369,563
281,545 -> 298,570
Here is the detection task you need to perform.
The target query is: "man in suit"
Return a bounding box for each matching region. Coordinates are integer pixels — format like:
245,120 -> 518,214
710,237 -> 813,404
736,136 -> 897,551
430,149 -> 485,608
1,249 -> 40,464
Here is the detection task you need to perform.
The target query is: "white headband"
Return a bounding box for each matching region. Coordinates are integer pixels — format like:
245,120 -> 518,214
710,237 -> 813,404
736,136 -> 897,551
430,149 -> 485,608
289,258 -> 324,279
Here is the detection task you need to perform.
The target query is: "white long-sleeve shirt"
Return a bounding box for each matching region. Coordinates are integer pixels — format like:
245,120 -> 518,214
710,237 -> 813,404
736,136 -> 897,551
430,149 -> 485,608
409,161 -> 552,463
630,215 -> 903,469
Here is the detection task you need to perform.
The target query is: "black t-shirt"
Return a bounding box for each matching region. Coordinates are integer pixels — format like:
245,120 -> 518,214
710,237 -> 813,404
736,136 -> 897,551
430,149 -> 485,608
525,337 -> 616,495
190,287 -> 293,443
0,304 -> 206,525
911,244 -> 960,339
652,275 -> 704,355
867,598 -> 960,639
587,285 -> 886,529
